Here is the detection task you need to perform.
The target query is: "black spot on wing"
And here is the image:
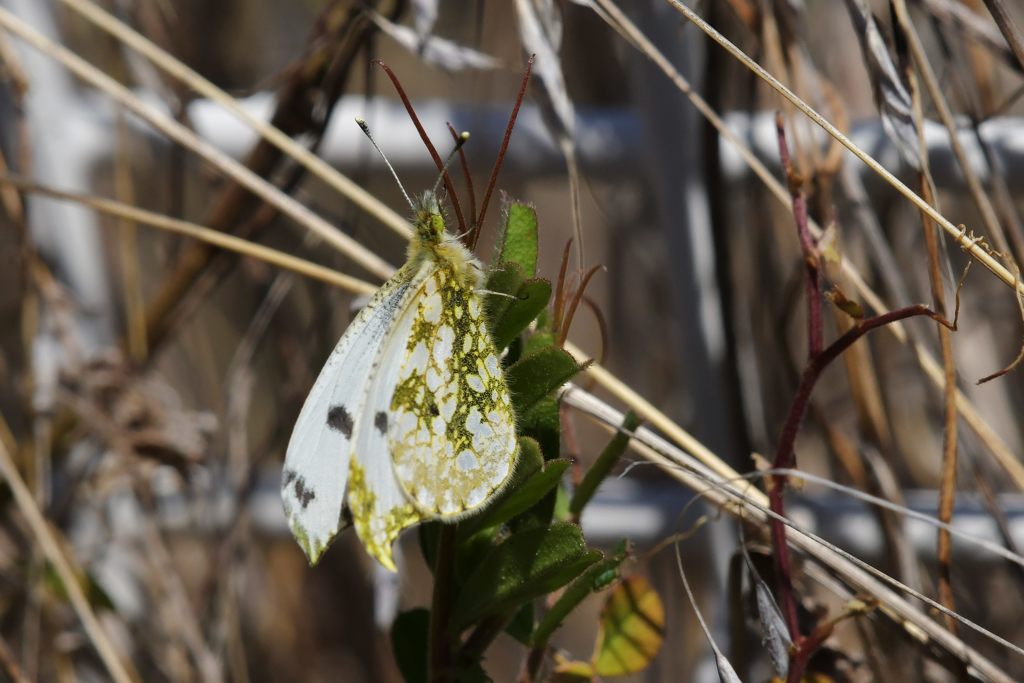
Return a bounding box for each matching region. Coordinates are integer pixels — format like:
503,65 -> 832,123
282,469 -> 297,486
293,476 -> 316,508
327,404 -> 354,438
375,411 -> 388,434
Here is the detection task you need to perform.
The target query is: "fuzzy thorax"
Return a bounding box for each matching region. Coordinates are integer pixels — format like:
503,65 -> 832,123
407,192 -> 482,291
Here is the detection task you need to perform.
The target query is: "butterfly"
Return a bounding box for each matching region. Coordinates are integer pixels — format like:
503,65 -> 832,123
280,123 -> 518,571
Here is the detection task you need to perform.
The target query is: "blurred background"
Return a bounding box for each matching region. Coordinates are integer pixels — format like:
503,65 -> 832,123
1,0 -> 1024,681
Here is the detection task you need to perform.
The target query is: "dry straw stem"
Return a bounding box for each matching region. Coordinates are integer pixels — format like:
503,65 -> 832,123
0,175 -> 377,296
32,0 -> 1022,490
893,0 -> 1009,256
590,0 -> 1024,489
7,0 -> 1020,488
892,0 -> 961,632
0,438 -> 137,683
9,0 -> 1022,489
983,0 -> 1024,71
3,4 -> 1021,673
114,115 -> 147,362
0,7 -> 395,282
561,385 -> 1018,683
13,174 -> 1018,680
56,0 -> 412,243
663,0 -> 1022,296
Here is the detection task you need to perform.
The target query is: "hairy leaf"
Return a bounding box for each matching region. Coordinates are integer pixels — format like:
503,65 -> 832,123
465,456 -> 570,535
496,201 -> 539,276
506,346 -> 583,416
491,279 -> 552,352
531,548 -> 628,647
452,523 -> 599,629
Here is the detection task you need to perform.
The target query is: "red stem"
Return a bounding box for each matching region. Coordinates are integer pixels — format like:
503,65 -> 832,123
771,304 -> 950,682
775,113 -> 822,357
373,60 -> 467,236
472,54 -> 534,249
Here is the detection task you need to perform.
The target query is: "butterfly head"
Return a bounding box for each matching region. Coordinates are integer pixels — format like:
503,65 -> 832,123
412,191 -> 447,246
408,190 -> 481,289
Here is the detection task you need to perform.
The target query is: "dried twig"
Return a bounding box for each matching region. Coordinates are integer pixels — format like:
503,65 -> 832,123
587,0 -> 1024,490
662,0 -> 1023,296
0,7 -> 394,280
0,438 -> 137,683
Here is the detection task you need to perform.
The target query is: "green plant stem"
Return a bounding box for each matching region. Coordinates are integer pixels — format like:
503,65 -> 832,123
569,411 -> 639,519
429,523 -> 458,683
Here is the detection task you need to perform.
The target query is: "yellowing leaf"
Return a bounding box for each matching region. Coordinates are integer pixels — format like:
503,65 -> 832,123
824,285 -> 864,320
551,656 -> 595,683
592,576 -> 665,676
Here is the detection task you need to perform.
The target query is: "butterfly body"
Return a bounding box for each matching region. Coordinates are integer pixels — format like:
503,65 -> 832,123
282,192 -> 517,571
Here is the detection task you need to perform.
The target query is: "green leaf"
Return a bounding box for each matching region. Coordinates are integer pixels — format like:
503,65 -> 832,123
551,659 -> 595,682
505,602 -> 535,645
490,279 -> 552,351
461,438 -> 543,538
569,411 -> 640,517
485,263 -> 524,344
592,576 -> 665,676
464,457 -> 570,535
506,347 -> 584,417
522,329 -> 555,356
530,549 -> 628,647
484,255 -> 550,353
511,412 -> 559,528
451,523 -> 600,629
521,394 -> 560,461
391,608 -> 430,683
455,525 -> 502,583
496,202 -> 538,276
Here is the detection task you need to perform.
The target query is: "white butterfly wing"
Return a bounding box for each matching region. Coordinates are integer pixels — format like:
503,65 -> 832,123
348,261 -> 519,571
388,265 -> 517,520
281,267 -> 420,565
346,262 -> 437,572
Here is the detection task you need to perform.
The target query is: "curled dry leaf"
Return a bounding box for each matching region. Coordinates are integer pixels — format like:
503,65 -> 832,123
411,0 -> 439,43
742,543 -> 792,678
76,353 -> 214,471
842,0 -> 921,170
825,286 -> 865,320
369,11 -> 502,71
514,0 -> 575,143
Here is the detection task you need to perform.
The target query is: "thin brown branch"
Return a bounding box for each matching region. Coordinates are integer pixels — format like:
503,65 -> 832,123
0,438 -> 137,683
769,304 -> 953,679
557,264 -> 605,346
776,113 -> 822,357
892,0 -> 961,631
982,0 -> 1024,72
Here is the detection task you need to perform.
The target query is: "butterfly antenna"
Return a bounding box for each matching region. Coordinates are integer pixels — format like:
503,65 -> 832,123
356,117 -> 415,212
431,131 -> 471,197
